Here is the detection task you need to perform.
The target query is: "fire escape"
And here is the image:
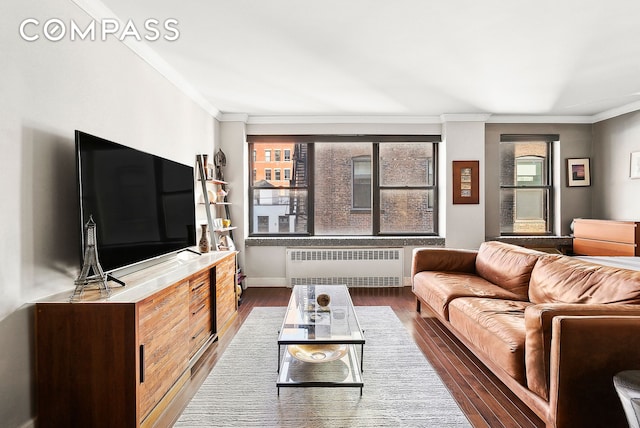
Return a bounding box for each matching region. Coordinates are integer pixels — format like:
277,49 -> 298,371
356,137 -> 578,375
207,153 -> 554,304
290,143 -> 308,232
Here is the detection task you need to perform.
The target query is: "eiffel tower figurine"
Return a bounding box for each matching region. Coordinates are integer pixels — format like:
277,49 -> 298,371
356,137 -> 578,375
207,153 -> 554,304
71,215 -> 111,301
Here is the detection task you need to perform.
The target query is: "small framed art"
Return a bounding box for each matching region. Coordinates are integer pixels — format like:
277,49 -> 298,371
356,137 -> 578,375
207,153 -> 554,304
452,160 -> 479,204
566,158 -> 591,187
630,151 -> 640,179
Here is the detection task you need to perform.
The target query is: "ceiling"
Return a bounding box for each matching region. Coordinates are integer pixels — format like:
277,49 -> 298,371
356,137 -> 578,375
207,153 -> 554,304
92,0 -> 640,120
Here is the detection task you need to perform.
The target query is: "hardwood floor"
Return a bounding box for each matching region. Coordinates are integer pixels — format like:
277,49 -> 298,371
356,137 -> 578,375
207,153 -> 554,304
156,287 -> 544,428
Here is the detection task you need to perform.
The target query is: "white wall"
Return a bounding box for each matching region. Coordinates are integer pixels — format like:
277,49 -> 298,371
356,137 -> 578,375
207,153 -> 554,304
441,119 -> 486,249
592,111 -> 640,220
0,1 -> 215,425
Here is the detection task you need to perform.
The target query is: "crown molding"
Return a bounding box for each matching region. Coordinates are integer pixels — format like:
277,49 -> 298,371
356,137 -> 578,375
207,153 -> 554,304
71,0 -> 222,119
218,113 -> 249,122
487,115 -> 593,124
592,100 -> 640,123
440,114 -> 492,122
243,115 -> 443,125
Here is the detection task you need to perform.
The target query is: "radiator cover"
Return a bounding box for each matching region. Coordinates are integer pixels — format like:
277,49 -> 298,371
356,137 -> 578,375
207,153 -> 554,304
285,248 -> 403,288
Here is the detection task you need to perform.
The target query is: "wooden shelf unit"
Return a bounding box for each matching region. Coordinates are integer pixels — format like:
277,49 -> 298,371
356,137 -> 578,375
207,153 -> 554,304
35,251 -> 237,428
572,219 -> 640,256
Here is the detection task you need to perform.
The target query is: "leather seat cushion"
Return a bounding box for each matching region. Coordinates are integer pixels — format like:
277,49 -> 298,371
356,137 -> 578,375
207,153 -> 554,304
449,297 -> 532,385
413,271 -> 527,320
529,256 -> 640,304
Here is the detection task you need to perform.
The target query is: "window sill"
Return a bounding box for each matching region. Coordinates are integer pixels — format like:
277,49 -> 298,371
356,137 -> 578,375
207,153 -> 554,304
245,236 -> 445,247
490,235 -> 573,253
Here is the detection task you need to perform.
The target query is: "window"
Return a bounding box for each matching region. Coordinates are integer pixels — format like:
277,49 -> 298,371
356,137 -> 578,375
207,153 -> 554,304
499,135 -> 555,235
264,150 -> 271,162
275,149 -> 281,162
249,136 -> 438,236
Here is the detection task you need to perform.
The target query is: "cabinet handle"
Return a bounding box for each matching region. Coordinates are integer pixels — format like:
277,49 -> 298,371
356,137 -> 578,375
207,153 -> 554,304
191,281 -> 206,292
139,344 -> 145,383
192,304 -> 206,315
192,327 -> 205,340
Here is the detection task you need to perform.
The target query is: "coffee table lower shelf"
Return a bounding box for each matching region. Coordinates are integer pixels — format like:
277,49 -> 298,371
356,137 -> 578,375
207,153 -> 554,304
277,344 -> 363,395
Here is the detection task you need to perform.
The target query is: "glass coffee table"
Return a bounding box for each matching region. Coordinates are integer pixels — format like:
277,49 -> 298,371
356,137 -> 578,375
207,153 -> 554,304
277,284 -> 365,394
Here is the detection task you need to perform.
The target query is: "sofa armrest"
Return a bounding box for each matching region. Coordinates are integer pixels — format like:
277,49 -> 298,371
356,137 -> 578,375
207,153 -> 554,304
525,304 -> 640,401
549,315 -> 640,428
411,247 -> 477,280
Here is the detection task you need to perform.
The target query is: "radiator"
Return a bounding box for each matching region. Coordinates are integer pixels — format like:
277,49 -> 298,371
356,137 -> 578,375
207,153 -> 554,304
285,248 -> 403,288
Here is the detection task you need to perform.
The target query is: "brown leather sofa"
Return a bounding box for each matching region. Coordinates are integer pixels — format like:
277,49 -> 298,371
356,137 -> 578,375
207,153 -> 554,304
412,240 -> 640,428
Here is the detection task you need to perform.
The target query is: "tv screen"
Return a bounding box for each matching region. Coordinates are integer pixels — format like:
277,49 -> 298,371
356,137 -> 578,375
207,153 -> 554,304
76,130 -> 196,274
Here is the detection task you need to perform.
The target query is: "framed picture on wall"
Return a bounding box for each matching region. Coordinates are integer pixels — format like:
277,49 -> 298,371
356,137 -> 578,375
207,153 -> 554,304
566,158 -> 591,187
630,151 -> 640,179
452,160 -> 479,204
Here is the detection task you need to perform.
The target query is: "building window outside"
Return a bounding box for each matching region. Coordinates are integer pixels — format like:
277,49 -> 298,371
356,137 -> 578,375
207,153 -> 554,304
264,149 -> 271,162
275,149 -> 281,162
352,156 -> 371,210
257,216 -> 269,232
252,150 -> 256,162
284,149 -> 291,161
499,136 -> 554,235
275,169 -> 281,181
249,136 -> 437,236
278,215 -> 290,233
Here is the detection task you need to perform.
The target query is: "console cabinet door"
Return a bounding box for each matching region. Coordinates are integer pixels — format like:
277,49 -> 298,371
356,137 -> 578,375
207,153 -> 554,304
137,280 -> 190,420
216,253 -> 237,333
189,269 -> 213,357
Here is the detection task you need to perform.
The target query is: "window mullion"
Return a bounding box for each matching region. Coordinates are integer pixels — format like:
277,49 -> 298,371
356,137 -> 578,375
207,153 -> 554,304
372,143 -> 380,235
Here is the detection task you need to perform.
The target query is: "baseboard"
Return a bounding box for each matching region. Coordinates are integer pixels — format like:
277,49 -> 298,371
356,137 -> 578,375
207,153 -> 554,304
245,277 -> 287,287
245,277 -> 413,287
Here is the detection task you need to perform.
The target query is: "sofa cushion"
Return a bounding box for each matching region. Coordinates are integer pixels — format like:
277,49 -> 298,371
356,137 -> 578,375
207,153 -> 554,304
413,271 -> 528,320
475,241 -> 546,299
529,256 -> 640,304
448,297 -> 532,385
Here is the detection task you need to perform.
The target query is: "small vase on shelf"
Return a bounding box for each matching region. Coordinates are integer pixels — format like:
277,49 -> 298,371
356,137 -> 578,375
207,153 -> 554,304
201,154 -> 209,180
199,224 -> 210,253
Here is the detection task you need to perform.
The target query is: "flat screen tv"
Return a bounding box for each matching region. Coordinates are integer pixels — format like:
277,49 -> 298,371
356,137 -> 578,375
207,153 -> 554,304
76,130 -> 196,275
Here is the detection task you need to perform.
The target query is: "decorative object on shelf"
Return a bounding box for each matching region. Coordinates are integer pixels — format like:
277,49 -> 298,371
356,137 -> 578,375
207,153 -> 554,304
71,216 -> 110,301
201,154 -> 209,179
216,187 -> 228,202
222,219 -> 231,228
316,293 -> 331,308
214,148 -> 226,182
288,344 -> 349,363
199,224 -> 210,253
630,151 -> 640,179
452,160 -> 479,204
566,158 -> 591,186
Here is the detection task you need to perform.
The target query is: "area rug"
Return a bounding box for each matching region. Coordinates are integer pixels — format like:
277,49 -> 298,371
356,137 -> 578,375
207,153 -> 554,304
175,306 -> 470,427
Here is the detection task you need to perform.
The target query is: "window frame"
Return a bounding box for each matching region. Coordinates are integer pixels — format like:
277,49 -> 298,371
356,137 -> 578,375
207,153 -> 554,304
499,134 -> 556,236
248,135 -> 439,237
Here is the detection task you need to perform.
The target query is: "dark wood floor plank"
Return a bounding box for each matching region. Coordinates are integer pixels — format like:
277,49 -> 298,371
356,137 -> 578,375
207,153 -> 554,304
154,287 -> 544,428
